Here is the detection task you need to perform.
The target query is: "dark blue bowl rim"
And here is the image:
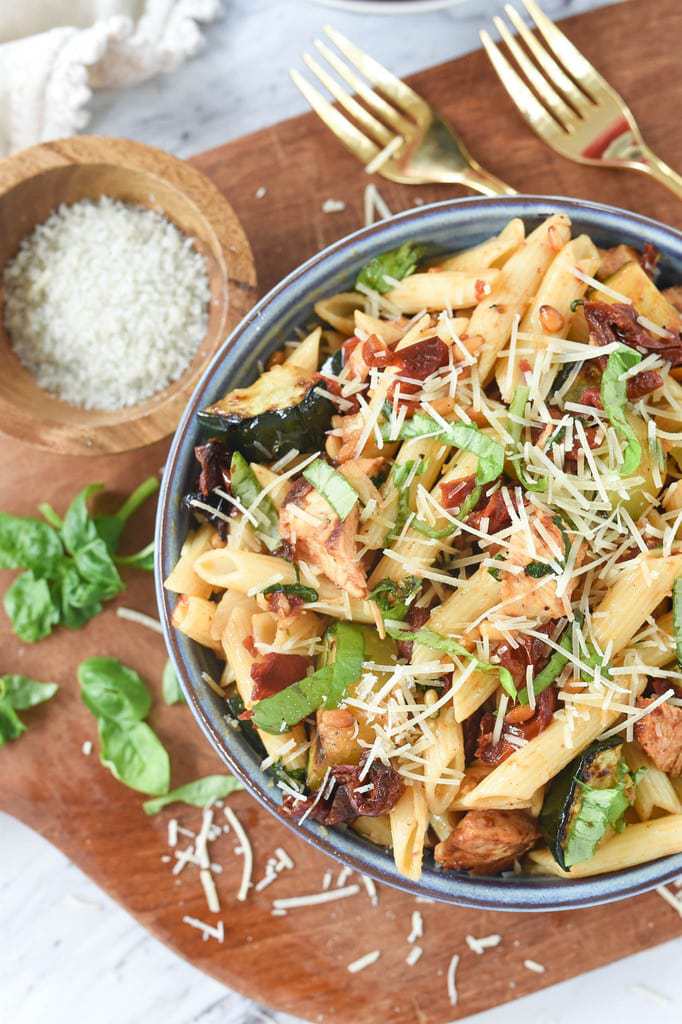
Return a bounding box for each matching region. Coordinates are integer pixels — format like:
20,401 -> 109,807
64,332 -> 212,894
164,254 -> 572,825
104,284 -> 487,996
155,194 -> 682,912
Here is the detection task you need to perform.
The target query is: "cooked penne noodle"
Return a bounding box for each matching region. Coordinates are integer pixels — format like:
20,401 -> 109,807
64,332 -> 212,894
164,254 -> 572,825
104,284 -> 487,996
624,743 -> 681,819
164,524 -> 216,598
422,705 -> 465,815
385,269 -> 499,314
390,783 -> 429,880
438,218 -> 525,272
527,816 -> 682,877
314,291 -> 365,335
172,595 -> 221,652
286,326 -> 321,372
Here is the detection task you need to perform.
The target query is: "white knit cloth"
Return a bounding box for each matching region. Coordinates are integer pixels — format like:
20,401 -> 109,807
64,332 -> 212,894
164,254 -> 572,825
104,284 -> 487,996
0,0 -> 221,157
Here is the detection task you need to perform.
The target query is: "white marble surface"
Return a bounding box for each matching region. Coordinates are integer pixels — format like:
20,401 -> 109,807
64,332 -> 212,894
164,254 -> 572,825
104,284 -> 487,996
4,0 -> 682,1022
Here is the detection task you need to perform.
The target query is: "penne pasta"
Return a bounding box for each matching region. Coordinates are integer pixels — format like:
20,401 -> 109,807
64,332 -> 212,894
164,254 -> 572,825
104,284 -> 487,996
164,524 -> 216,598
438,218 -> 525,272
390,783 -> 429,881
385,269 -> 499,314
286,326 -> 321,372
527,816 -> 682,877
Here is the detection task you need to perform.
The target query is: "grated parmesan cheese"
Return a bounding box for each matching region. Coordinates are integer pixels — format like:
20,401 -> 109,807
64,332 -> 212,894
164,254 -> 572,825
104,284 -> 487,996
5,197 -> 211,410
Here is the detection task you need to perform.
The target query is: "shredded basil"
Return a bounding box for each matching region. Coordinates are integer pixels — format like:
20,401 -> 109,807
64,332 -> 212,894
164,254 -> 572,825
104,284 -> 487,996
385,623 -> 517,700
507,386 -> 547,493
230,452 -> 280,550
252,622 -> 364,734
563,762 -> 633,868
381,412 -> 504,485
674,578 -> 682,669
600,346 -> 642,476
388,459 -> 425,540
570,298 -> 584,313
143,774 -> 243,814
356,242 -> 426,295
370,576 -> 421,621
262,582 -> 319,603
302,459 -> 359,520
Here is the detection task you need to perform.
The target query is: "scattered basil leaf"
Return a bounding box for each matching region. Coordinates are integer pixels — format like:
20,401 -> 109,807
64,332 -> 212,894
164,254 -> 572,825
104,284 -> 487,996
162,660 -> 184,705
252,622 -> 365,734
302,459 -> 359,520
381,412 -> 504,485
98,718 -> 170,796
60,484 -> 102,554
370,576 -> 421,622
143,774 -> 243,814
94,476 -> 160,553
56,564 -> 103,629
0,673 -> 58,747
385,623 -> 517,700
72,538 -> 123,601
600,346 -> 642,476
261,583 -> 319,603
79,657 -> 152,724
1,674 -> 58,710
0,512 -> 63,575
116,541 -> 155,572
230,452 -> 280,551
4,572 -> 60,642
674,578 -> 682,669
356,241 -> 426,295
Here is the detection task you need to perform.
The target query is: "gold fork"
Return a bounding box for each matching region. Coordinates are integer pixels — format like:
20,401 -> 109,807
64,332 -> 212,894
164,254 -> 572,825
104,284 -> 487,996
481,0 -> 682,200
290,26 -> 516,198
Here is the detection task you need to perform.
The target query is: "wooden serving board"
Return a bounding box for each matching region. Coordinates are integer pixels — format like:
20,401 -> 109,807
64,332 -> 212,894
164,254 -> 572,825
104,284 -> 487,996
3,1 -> 682,1020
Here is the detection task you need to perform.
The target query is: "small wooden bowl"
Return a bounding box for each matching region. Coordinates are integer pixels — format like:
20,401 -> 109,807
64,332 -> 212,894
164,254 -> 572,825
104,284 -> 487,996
0,136 -> 257,455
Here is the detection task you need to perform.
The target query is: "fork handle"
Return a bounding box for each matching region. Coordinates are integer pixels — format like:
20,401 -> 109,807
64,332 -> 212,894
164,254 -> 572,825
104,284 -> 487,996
636,144 -> 682,201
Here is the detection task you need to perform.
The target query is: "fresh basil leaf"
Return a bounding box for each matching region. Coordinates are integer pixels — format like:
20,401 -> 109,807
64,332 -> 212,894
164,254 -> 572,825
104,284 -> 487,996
1,674 -> 58,710
4,571 -> 60,642
385,623 -> 517,700
525,561 -> 555,578
302,459 -> 359,520
356,242 -> 425,295
78,657 -> 151,724
507,386 -> 547,493
72,539 -> 123,601
230,452 -> 280,550
57,564 -> 103,629
60,483 -> 102,554
564,764 -> 633,868
94,476 -> 160,553
0,513 -> 63,575
381,413 -> 504,485
261,583 -> 319,603
98,718 -> 170,796
370,576 -> 421,622
162,660 -> 184,705
143,774 -> 243,814
116,541 -> 155,572
600,346 -> 642,476
252,622 -> 364,734
674,578 -> 682,669
0,700 -> 26,745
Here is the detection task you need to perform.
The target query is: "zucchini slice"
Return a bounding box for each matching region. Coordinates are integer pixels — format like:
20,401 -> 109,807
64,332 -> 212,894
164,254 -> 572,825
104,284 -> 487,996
198,363 -> 335,463
539,737 -> 635,871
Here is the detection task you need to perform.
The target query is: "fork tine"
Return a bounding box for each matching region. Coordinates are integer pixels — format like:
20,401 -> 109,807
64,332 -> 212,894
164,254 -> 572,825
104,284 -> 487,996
504,4 -> 593,116
323,25 -> 431,124
520,0 -> 611,102
480,30 -> 564,142
290,69 -> 380,165
313,39 -> 412,137
303,52 -> 394,146
493,15 -> 578,131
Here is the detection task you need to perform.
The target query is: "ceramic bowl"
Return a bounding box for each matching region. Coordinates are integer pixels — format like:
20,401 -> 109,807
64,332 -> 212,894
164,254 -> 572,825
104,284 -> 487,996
156,195 -> 682,910
0,136 -> 256,455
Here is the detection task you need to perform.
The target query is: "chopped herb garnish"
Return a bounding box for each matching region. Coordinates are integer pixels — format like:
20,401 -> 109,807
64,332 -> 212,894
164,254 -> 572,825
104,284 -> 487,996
381,412 -> 504,485
600,346 -> 642,476
356,242 -> 426,295
302,459 -> 359,520
370,576 -> 421,621
230,452 -> 280,550
262,582 -> 319,603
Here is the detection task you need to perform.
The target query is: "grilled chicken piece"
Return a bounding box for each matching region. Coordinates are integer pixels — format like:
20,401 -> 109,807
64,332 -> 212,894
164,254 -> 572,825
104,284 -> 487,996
500,511 -> 575,623
279,481 -> 368,599
435,809 -> 539,875
635,699 -> 682,776
328,412 -> 386,464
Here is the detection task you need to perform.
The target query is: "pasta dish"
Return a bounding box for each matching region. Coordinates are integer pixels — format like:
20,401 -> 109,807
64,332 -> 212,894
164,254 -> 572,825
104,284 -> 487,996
166,213 -> 682,880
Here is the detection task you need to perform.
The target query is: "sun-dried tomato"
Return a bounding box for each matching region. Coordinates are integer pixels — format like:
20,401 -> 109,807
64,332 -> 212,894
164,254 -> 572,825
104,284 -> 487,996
362,334 -> 392,367
194,438 -> 231,496
467,489 -> 511,536
578,368 -> 663,411
281,757 -> 404,826
440,475 -> 477,510
476,687 -> 557,765
495,624 -> 553,690
250,652 -> 312,701
393,336 -> 450,380
396,604 -> 430,661
585,300 -> 682,366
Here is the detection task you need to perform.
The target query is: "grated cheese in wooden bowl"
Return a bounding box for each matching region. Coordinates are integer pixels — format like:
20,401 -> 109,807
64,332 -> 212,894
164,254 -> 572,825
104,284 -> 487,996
3,196 -> 211,411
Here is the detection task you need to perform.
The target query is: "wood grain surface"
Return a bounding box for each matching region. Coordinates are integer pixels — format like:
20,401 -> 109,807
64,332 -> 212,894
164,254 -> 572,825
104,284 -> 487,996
2,2 -> 682,1022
